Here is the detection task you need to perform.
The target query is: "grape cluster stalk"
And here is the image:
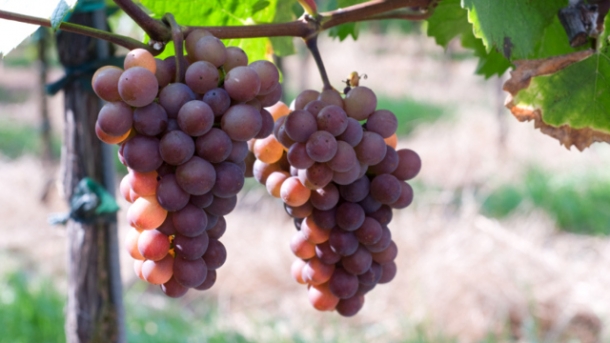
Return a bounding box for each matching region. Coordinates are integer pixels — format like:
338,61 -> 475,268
247,84 -> 421,316
91,29 -> 282,297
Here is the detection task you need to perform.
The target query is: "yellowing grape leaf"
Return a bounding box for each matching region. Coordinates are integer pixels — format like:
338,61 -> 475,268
503,44 -> 610,150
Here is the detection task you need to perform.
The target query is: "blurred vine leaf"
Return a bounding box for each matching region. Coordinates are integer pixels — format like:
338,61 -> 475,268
139,0 -> 297,61
503,13 -> 610,150
0,0 -> 78,57
426,0 -> 510,78
327,0 -> 364,41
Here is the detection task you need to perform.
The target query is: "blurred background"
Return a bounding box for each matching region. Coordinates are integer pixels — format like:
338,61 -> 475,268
1,12 -> 610,343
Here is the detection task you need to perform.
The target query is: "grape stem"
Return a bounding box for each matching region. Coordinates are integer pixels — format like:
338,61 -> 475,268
305,33 -> 332,91
163,13 -> 185,83
0,0 -> 433,54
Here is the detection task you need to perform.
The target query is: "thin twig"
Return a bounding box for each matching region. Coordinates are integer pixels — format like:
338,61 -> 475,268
305,34 -> 332,90
0,10 -> 157,54
112,0 -> 170,42
163,13 -> 185,83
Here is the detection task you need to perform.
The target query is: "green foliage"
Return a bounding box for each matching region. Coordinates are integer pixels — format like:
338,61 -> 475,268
0,120 -> 61,160
462,0 -> 567,60
426,0 -> 510,78
481,168 -> 610,235
376,96 -> 447,136
140,0 -> 297,61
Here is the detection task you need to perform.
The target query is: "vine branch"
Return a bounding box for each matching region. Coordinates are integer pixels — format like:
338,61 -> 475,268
112,0 -> 171,42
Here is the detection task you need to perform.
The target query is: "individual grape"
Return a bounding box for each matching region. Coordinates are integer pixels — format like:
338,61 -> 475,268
342,245 -> 373,275
158,83 -> 196,118
254,109 -> 275,139
257,83 -> 283,107
134,260 -> 145,280
185,61 -> 219,94
127,196 -> 168,231
303,100 -> 326,116
311,207 -> 336,230
287,142 -> 315,169
366,109 -> 398,138
359,194 -> 382,214
265,171 -> 290,198
161,276 -> 189,298
203,238 -> 227,270
165,119 -> 179,132
317,105 -> 348,136
358,262 -> 382,286
344,86 -> 376,120
120,174 -> 133,203
118,66 -> 158,107
336,202 -> 365,231
212,162 -> 244,198
223,46 -> 248,72
173,257 -> 208,288
317,88 -> 344,109
224,66 -> 261,102
284,202 -> 313,219
123,135 -> 163,172
227,140 -> 249,163
184,29 -> 213,56
133,102 -> 168,136
284,110 -> 318,143
125,227 -> 144,260
309,183 -> 340,211
331,163 -> 361,186
154,58 -> 174,88
300,216 -> 330,244
328,228 -> 359,256
249,60 -> 280,95
128,170 -> 158,197
308,282 -> 340,311
175,156 -> 216,195
205,214 -> 218,230
336,294 -> 365,317
299,163 -> 333,190
290,231 -> 316,259
274,118 -> 296,150
339,176 -> 369,203
95,123 -> 131,145
97,101 -> 133,138
244,152 -> 256,177
194,269 -> 217,290
337,117 -> 364,147
302,256 -> 335,285
252,159 -> 282,184
328,267 -> 359,299
247,98 -> 263,112
393,149 -> 422,181
156,174 -> 190,212
294,90 -> 320,110
368,205 -> 393,226
172,203 -> 208,237
195,128 -> 232,163
291,259 -> 307,284
159,130 -> 195,166
280,176 -> 311,207
206,216 -> 226,239
177,100 -> 214,137
202,88 -> 231,117
368,145 -> 399,175
354,217 -> 383,245
366,226 -> 392,253
391,182 -> 414,209
327,141 -> 358,173
266,101 -> 291,121
156,214 -> 177,236
191,35 -> 227,67
221,104 -> 263,141
371,241 -> 398,264
156,163 -> 175,177
315,241 -> 342,265
306,131 -> 338,163
124,48 -> 156,72
253,135 -> 284,164
370,174 -> 402,204
385,133 -> 398,149
137,229 -> 170,261
205,195 -> 237,216
142,254 -> 174,285
355,131 -> 387,166
92,66 -> 122,102
378,261 -> 397,284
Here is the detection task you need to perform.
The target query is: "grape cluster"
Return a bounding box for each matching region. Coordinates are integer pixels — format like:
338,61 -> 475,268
247,86 -> 420,316
92,29 -> 281,297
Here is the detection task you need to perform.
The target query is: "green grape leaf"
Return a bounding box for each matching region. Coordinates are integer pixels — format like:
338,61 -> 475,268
462,0 -> 568,60
426,0 -> 510,78
327,0 -> 364,41
0,0 -> 78,57
140,0 -> 290,60
269,0 -> 296,57
503,14 -> 610,150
